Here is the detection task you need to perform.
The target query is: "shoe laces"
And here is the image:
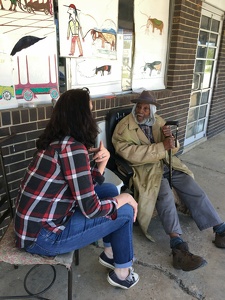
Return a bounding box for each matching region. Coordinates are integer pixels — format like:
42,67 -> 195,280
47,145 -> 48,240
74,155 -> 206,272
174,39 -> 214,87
173,247 -> 194,258
129,266 -> 134,272
183,250 -> 195,258
126,270 -> 136,283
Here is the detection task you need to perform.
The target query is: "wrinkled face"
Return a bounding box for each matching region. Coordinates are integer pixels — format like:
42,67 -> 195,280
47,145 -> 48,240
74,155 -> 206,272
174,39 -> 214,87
135,103 -> 151,123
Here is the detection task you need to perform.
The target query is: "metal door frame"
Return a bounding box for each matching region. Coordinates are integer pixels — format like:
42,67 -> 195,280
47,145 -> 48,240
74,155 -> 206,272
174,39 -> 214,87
184,3 -> 224,147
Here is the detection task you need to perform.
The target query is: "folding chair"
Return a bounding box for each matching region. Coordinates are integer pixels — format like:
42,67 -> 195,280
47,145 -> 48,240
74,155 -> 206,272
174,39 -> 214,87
0,142 -> 79,300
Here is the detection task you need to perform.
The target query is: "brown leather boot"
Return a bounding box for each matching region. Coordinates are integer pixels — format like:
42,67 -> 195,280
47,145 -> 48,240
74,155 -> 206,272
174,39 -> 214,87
172,242 -> 207,271
215,232 -> 225,248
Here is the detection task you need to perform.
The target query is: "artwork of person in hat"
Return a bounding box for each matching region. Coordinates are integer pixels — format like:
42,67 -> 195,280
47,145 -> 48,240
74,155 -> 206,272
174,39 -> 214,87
66,3 -> 84,57
112,90 -> 225,272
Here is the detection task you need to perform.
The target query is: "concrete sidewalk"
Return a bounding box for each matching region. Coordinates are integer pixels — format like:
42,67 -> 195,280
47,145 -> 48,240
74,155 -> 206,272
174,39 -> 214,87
1,131 -> 225,300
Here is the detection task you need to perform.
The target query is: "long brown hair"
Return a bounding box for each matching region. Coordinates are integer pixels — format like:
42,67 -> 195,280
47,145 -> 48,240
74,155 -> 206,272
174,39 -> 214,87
36,88 -> 99,150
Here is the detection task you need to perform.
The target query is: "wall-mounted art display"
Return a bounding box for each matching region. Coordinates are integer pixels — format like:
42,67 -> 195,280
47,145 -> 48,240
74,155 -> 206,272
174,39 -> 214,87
132,0 -> 169,91
0,0 -> 59,108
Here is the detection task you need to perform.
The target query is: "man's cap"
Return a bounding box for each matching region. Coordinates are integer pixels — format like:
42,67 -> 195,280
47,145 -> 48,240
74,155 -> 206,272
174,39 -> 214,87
131,90 -> 161,108
64,4 -> 80,10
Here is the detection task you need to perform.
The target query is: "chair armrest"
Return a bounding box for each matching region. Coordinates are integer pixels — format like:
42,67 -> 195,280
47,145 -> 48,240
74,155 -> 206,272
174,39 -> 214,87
114,154 -> 133,177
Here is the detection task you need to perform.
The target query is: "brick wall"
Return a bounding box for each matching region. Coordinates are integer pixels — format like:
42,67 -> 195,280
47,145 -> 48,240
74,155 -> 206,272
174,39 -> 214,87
0,106 -> 54,236
164,0 -> 202,146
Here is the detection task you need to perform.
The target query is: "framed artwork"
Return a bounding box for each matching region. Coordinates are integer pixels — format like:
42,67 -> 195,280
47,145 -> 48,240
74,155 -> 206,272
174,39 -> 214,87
132,0 -> 170,91
0,0 -> 59,107
58,0 -> 118,59
58,0 -> 122,96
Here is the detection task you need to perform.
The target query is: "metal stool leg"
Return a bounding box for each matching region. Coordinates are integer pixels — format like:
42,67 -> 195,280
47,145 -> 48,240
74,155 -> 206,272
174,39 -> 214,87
75,249 -> 79,265
68,267 -> 73,300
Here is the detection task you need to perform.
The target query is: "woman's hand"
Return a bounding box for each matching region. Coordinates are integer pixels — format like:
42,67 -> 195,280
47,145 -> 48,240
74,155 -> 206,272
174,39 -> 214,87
115,193 -> 138,222
90,140 -> 110,162
89,141 -> 110,174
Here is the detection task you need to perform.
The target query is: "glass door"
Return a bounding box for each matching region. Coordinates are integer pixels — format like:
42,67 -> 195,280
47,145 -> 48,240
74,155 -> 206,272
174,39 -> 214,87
184,4 -> 224,146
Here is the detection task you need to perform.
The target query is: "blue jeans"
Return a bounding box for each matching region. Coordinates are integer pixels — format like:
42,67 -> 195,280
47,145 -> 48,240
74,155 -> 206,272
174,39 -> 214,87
94,182 -> 119,198
26,183 -> 134,268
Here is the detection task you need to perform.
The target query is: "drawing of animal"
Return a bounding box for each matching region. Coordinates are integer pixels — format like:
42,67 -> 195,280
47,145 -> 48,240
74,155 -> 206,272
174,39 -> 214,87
140,12 -> 164,35
95,65 -> 111,76
91,30 -> 116,51
143,61 -> 162,76
147,18 -> 164,35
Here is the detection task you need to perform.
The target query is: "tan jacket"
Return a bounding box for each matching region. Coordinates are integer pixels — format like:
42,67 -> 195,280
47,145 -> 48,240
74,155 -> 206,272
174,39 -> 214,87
112,113 -> 193,240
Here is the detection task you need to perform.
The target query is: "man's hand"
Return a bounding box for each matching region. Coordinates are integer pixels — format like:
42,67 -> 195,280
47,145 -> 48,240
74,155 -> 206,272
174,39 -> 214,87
162,125 -> 173,137
163,136 -> 175,150
162,125 -> 175,150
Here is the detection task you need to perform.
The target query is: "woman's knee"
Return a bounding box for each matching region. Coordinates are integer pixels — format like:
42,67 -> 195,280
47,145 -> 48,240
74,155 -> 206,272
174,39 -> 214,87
117,203 -> 134,220
95,182 -> 119,198
105,183 -> 119,197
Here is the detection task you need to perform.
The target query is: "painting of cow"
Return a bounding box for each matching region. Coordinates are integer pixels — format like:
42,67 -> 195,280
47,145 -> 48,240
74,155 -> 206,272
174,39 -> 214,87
91,30 -> 116,51
95,65 -> 111,76
146,18 -> 164,35
140,12 -> 164,35
143,61 -> 162,76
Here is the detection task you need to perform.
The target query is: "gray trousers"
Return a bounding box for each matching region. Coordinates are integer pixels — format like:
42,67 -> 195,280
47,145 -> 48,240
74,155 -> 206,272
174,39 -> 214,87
155,169 -> 222,235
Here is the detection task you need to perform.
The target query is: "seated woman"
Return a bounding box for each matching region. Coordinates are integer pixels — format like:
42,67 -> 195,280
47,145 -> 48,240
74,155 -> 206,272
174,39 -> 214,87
14,88 -> 139,290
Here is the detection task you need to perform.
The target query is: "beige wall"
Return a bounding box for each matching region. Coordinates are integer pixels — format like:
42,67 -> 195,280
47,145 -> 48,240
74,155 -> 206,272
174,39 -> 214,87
204,0 -> 225,11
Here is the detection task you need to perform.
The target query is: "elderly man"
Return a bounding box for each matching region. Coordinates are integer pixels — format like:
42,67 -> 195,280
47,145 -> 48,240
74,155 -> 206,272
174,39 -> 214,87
112,90 -> 225,271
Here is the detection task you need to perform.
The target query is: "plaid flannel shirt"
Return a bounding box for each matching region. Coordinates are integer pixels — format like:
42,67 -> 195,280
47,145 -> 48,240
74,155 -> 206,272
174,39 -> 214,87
14,136 -> 117,249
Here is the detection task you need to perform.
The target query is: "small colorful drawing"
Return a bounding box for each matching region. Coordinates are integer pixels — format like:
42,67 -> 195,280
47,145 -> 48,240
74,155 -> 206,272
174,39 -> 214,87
0,86 -> 15,101
0,53 -> 18,109
140,12 -> 164,35
141,61 -> 162,76
85,29 -> 116,51
14,55 -> 59,102
65,3 -> 84,57
0,0 -> 53,15
58,1 -> 118,59
95,65 -> 111,76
